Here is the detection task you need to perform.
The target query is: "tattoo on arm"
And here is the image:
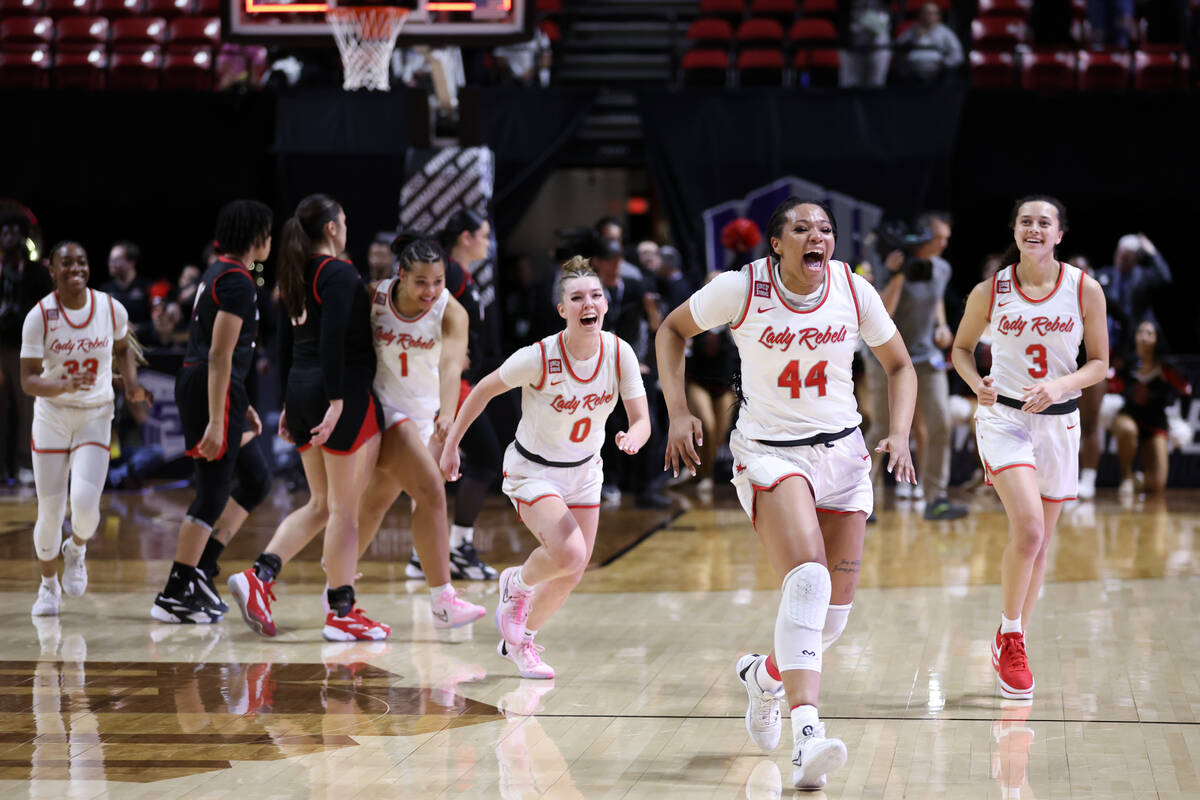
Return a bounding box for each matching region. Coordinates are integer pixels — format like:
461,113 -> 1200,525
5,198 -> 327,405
832,559 -> 860,575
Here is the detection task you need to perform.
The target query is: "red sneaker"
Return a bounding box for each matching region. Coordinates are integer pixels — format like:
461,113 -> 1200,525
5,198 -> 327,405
228,568 -> 277,637
991,627 -> 1034,699
323,607 -> 391,641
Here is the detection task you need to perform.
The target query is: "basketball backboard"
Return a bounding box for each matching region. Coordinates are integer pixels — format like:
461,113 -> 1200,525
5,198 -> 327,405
224,0 -> 531,46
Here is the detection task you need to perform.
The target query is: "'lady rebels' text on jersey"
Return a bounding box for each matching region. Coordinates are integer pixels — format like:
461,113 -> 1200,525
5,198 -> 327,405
499,330 -> 645,464
690,257 -> 896,441
20,289 -> 127,409
985,263 -> 1085,401
370,279 -> 449,426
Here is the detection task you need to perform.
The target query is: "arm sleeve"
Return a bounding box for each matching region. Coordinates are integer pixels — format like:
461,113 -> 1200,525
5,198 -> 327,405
617,338 -> 646,400
112,298 -> 129,341
214,270 -> 255,324
19,305 -> 44,359
688,270 -> 750,332
316,262 -> 357,401
277,299 -> 294,397
853,274 -> 900,347
497,343 -> 544,387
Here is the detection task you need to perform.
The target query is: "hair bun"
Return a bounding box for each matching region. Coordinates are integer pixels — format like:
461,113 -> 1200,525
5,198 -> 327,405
390,230 -> 423,255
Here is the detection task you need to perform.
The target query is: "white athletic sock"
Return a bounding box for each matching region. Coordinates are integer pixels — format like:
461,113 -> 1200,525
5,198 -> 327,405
756,655 -> 783,693
450,525 -> 472,549
42,575 -> 58,588
1000,614 -> 1022,635
430,583 -> 451,598
63,539 -> 84,555
523,629 -> 537,642
511,567 -> 532,592
1080,467 -> 1096,483
792,704 -> 820,735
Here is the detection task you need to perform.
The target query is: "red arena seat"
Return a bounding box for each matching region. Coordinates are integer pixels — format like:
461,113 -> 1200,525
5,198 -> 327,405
1020,49 -> 1076,91
93,0 -> 143,15
749,0 -> 796,27
111,16 -> 167,49
970,49 -> 1017,87
161,48 -> 214,89
55,16 -> 109,49
698,0 -> 746,25
1077,49 -> 1131,90
971,16 -> 1027,51
0,0 -> 46,14
794,46 -> 838,85
800,0 -> 838,18
0,16 -> 54,50
736,17 -> 785,46
143,0 -> 192,17
107,45 -> 161,88
54,45 -> 107,89
538,18 -> 560,43
168,16 -> 220,48
681,48 -> 729,85
42,0 -> 92,16
686,18 -> 734,47
977,0 -> 1032,18
737,47 -> 784,84
788,18 -> 837,46
0,46 -> 51,87
1133,46 -> 1188,90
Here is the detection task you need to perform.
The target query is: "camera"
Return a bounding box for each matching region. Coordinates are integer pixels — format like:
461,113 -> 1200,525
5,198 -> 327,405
874,220 -> 935,282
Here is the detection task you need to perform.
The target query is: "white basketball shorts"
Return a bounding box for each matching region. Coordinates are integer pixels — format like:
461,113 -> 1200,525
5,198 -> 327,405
501,441 -> 604,511
31,400 -> 114,455
975,402 -> 1081,502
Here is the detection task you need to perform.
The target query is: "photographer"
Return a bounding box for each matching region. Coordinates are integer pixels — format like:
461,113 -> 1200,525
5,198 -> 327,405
867,211 -> 968,520
1096,233 -> 1172,366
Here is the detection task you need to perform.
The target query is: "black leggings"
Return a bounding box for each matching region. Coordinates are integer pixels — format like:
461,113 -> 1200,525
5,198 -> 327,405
187,432 -> 273,527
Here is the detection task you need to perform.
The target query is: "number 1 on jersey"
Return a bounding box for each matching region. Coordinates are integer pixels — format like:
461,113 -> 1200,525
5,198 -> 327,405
398,351 -> 408,377
778,360 -> 828,398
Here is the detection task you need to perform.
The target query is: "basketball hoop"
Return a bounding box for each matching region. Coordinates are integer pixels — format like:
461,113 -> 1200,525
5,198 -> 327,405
327,5 -> 409,92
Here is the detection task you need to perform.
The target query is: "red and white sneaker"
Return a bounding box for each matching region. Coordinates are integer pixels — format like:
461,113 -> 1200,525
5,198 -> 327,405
992,627 -> 1034,700
497,638 -> 555,679
228,568 -> 277,637
323,607 -> 391,641
431,587 -> 487,629
496,567 -> 533,647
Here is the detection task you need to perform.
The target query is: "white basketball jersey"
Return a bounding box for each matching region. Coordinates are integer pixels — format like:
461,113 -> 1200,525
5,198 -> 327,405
28,289 -> 122,409
370,279 -> 449,426
514,331 -> 622,463
986,263 -> 1085,401
730,258 -> 864,440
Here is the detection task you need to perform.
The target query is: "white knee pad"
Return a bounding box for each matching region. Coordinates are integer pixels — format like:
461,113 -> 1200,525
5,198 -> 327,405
69,480 -> 103,541
34,493 -> 67,561
822,603 -> 852,652
774,562 -> 831,673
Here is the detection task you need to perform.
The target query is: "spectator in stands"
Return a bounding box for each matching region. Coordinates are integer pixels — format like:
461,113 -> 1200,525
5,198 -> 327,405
1087,0 -> 1136,48
1069,253 -> 1109,500
367,232 -> 396,282
868,211 -> 967,520
103,241 -> 153,341
636,240 -> 661,281
893,2 -> 964,84
654,245 -> 692,314
493,25 -> 552,87
595,216 -> 643,283
1110,320 -> 1191,496
838,0 -> 892,88
0,210 -> 52,485
1096,233 -> 1172,363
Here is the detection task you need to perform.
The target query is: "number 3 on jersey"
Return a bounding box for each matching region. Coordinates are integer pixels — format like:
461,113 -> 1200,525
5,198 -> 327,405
1026,344 -> 1048,378
778,360 -> 828,398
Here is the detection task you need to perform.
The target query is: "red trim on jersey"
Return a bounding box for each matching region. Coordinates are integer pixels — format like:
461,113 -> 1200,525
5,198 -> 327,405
515,493 -> 561,511
185,388 -> 231,461
56,289 -> 96,329
558,331 -> 604,383
532,340 -> 548,390
387,279 -> 438,323
987,272 -> 998,322
1076,266 -> 1085,319
842,263 -> 862,324
322,392 -> 381,455
449,260 -> 475,299
749,471 -> 811,527
731,271 -> 755,330
567,502 -> 601,509
985,458 -> 1036,475
210,266 -> 252,308
312,256 -> 336,305
615,336 -> 623,383
767,260 -> 830,315
108,294 -> 117,332
30,437 -> 108,454
1041,495 -> 1076,503
1012,261 -> 1064,304
38,299 -> 47,331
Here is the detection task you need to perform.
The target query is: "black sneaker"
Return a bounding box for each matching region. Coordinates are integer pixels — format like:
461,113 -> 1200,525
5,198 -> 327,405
151,585 -> 222,624
449,542 -> 498,581
923,498 -> 969,521
404,554 -> 425,580
194,568 -> 229,614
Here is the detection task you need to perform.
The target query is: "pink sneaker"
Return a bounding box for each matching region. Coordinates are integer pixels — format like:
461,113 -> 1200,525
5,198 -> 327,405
228,568 -> 277,637
496,567 -> 533,647
432,587 -> 486,629
497,638 -> 555,679
323,607 -> 391,641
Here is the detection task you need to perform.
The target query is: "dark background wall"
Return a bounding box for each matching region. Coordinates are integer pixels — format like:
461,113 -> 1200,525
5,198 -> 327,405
6,86 -> 1195,348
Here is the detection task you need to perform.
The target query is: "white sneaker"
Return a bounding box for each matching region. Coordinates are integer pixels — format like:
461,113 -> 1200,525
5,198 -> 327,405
791,720 -> 847,790
736,653 -> 783,752
1077,468 -> 1096,500
61,540 -> 87,597
497,638 -> 555,679
895,481 -> 911,500
32,579 -> 61,617
1118,477 -> 1135,498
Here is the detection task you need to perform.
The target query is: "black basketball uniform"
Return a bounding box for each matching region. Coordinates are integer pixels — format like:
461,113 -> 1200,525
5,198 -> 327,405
280,255 -> 381,452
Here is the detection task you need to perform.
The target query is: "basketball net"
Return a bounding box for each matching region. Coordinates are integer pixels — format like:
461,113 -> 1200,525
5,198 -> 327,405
327,5 -> 409,91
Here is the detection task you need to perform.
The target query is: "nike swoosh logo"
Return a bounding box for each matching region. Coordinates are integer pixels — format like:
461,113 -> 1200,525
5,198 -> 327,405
433,609 -> 449,621
862,455 -> 870,461
757,305 -> 776,313
997,301 -> 1014,307
550,380 -> 565,386
1067,424 -> 1077,430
